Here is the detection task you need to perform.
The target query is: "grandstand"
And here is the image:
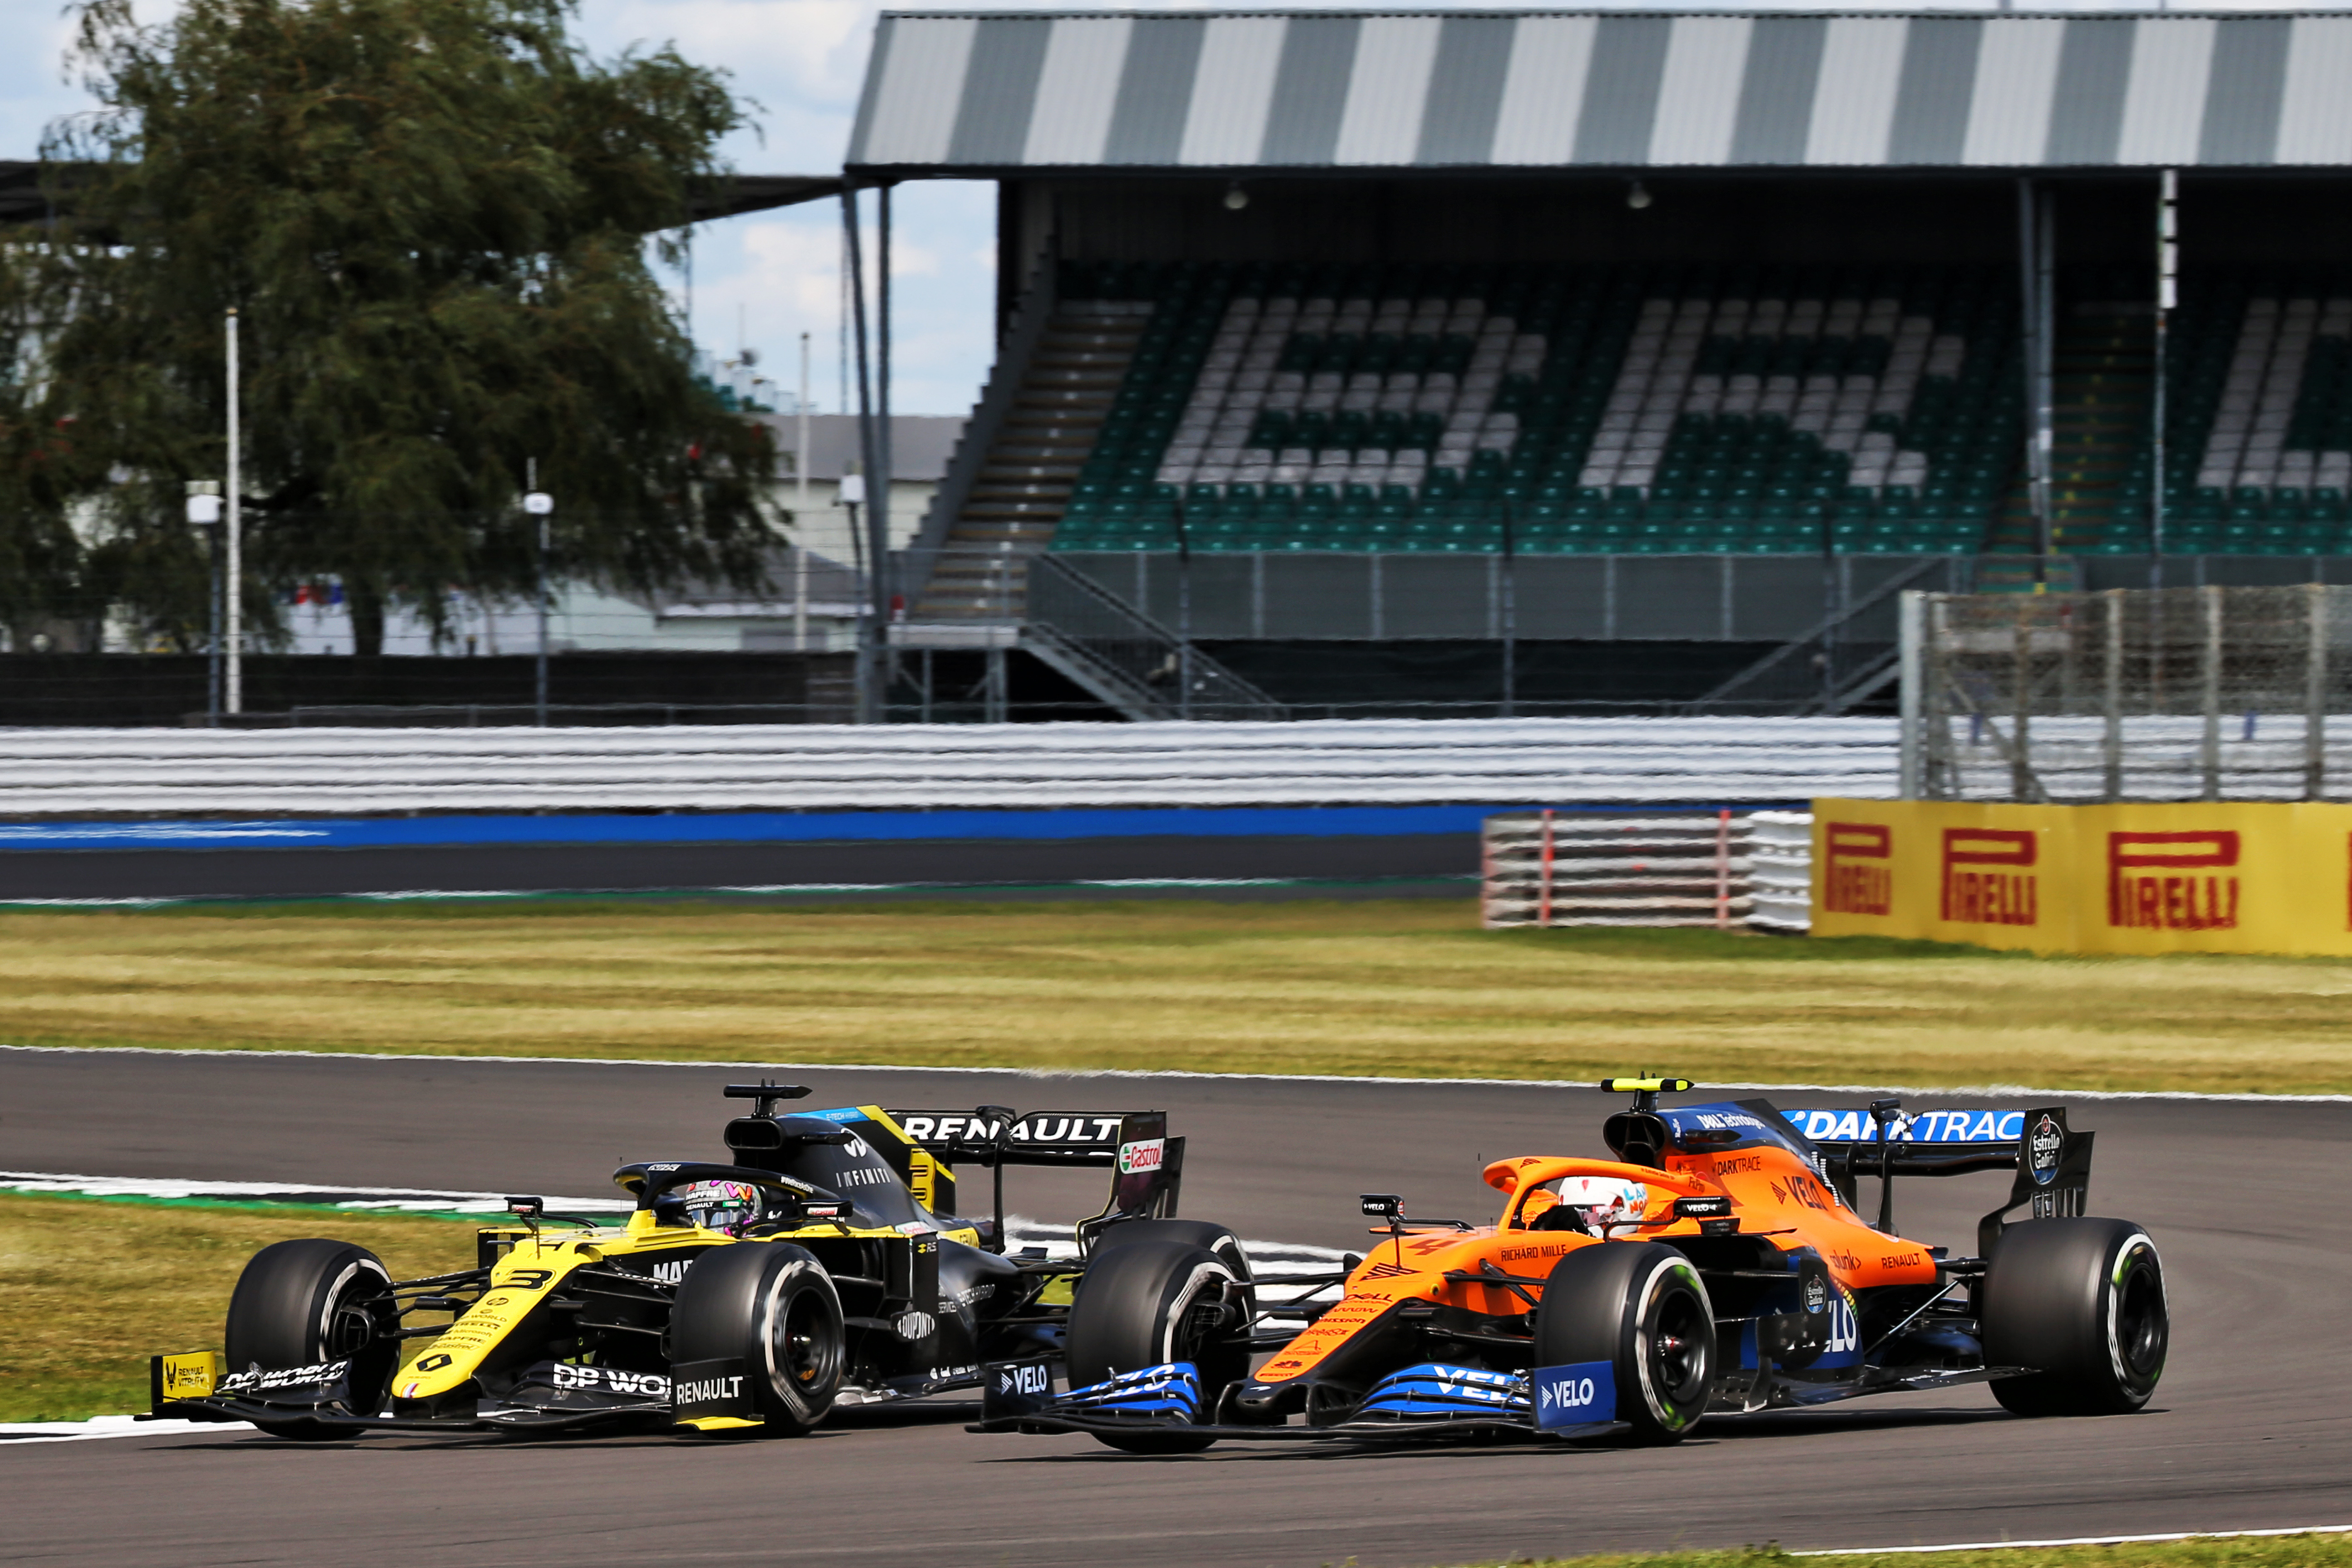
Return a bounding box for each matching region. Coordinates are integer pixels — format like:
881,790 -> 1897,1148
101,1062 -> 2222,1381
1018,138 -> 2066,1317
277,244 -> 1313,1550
845,10 -> 2352,719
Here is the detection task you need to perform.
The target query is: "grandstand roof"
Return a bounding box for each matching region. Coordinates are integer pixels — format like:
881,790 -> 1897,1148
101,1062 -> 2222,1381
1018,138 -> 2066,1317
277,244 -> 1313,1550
847,10 -> 2352,176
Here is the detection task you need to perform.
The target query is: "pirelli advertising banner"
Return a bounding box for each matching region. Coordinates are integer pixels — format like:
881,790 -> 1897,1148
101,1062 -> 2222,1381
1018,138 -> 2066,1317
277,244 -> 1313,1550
1810,798 -> 2352,957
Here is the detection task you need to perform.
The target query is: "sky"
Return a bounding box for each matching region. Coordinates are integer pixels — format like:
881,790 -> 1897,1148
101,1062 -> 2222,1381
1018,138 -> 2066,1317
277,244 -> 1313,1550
4,0 -> 2340,418
0,0 -> 1006,416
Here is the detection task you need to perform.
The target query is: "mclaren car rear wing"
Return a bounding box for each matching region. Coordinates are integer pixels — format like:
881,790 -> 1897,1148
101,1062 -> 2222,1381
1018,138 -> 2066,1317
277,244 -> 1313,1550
888,1108 -> 1185,1249
1784,1102 -> 2092,1252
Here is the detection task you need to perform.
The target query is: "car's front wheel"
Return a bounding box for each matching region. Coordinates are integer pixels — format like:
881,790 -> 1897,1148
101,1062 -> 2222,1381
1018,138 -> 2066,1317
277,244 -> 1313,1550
1533,1241 -> 1715,1444
1066,1235 -> 1250,1454
223,1239 -> 397,1441
670,1243 -> 845,1436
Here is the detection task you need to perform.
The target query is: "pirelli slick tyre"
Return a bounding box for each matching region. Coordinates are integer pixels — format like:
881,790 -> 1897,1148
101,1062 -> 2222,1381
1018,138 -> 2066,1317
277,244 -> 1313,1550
1092,1219 -> 1254,1290
1067,1237 -> 1250,1454
670,1242 -> 845,1437
1982,1219 -> 2168,1417
223,1239 -> 398,1441
1533,1241 -> 1715,1445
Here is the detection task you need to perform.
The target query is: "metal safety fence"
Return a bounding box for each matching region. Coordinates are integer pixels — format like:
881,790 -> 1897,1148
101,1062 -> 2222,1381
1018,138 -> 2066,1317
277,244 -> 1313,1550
1905,584 -> 2352,802
1480,808 -> 1813,930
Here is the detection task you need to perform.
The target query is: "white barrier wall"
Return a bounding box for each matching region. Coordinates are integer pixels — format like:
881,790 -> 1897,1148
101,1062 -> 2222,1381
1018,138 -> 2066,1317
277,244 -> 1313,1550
0,721 -> 1892,816
1481,808 -> 1814,931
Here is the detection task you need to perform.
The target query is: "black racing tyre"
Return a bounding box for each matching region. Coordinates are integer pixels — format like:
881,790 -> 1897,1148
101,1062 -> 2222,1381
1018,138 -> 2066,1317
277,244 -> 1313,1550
1091,1219 -> 1254,1289
1533,1241 -> 1715,1444
1981,1219 -> 2167,1417
670,1243 -> 845,1436
223,1239 -> 397,1441
1067,1237 -> 1250,1454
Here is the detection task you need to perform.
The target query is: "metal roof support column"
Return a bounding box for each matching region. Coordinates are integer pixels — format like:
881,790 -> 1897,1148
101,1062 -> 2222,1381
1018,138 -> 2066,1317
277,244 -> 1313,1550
2153,168 -> 2178,587
877,182 -> 897,704
2017,178 -> 2054,587
841,182 -> 884,723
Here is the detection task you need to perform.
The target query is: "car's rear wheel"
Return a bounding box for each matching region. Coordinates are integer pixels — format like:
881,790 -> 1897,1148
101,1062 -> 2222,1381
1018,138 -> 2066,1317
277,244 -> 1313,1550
1533,1241 -> 1715,1444
1981,1218 -> 2167,1416
223,1239 -> 397,1441
670,1243 -> 845,1436
1066,1236 -> 1250,1454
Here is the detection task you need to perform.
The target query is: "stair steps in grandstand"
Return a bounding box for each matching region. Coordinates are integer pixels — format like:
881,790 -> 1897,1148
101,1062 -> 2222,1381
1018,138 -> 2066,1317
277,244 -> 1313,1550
915,310 -> 1145,619
1979,306 -> 2152,583
1970,555 -> 2082,593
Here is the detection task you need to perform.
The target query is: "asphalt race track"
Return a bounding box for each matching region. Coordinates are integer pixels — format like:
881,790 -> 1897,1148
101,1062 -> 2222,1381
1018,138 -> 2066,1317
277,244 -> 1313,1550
0,833 -> 1472,902
4,1049 -> 2347,1567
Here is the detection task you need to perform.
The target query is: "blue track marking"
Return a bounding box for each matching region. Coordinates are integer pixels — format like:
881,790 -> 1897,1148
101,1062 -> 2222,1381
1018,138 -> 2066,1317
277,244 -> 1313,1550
0,804 -> 1781,854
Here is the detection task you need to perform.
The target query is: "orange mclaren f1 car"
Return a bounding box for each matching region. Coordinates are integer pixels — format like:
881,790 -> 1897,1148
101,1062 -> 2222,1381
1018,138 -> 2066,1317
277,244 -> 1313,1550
974,1078 -> 2167,1450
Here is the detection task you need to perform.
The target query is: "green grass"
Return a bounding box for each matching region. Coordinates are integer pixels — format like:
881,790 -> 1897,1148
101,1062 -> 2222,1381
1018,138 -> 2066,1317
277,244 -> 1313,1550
0,1192 -> 475,1423
1457,1544 -> 2352,1568
2,897 -> 2350,1092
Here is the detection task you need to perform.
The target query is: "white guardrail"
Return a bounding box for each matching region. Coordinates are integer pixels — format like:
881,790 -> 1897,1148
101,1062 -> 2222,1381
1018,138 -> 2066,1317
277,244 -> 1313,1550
0,720 -> 1892,817
1482,809 -> 1814,932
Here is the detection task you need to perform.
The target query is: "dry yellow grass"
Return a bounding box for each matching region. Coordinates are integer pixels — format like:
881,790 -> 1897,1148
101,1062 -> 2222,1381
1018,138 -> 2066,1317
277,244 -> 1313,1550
0,1194 -> 475,1422
0,899 -> 2347,1092
1486,1545 -> 2352,1568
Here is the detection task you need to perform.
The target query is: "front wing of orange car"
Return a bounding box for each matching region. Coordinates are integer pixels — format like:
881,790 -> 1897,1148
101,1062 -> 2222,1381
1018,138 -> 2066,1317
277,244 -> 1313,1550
969,1357 -> 1626,1443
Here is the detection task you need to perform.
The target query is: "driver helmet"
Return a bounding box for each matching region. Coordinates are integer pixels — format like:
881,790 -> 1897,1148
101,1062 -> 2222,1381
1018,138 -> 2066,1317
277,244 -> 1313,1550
675,1178 -> 764,1236
1541,1176 -> 1648,1234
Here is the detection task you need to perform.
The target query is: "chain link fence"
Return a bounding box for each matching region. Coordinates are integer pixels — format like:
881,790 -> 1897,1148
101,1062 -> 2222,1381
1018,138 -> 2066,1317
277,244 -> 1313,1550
1908,584 -> 2350,801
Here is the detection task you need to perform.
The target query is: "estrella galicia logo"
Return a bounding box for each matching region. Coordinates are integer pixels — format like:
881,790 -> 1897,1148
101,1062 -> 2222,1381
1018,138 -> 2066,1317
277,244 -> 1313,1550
2028,1113 -> 2063,1186
1532,1361 -> 1615,1431
1802,1273 -> 1828,1314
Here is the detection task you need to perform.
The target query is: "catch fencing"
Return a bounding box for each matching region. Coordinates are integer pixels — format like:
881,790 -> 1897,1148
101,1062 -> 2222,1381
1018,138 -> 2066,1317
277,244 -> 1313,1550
1480,808 -> 1813,930
1907,584 -> 2352,802
0,720 -> 1893,817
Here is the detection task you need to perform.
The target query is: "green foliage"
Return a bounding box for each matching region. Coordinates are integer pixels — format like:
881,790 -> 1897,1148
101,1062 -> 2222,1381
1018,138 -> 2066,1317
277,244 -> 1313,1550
0,255 -> 93,637
31,0 -> 780,651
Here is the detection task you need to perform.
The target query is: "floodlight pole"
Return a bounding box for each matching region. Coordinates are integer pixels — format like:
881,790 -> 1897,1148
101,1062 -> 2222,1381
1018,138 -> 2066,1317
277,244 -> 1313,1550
225,309 -> 242,715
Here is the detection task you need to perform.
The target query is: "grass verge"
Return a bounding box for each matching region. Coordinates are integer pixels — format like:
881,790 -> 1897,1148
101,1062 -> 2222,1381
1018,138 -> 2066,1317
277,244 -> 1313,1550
1,899 -> 2351,1092
0,1192 -> 474,1423
1465,1544 -> 2352,1568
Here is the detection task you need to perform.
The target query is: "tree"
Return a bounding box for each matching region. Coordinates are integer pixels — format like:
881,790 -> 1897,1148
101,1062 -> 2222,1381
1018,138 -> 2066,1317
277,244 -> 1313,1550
0,248 -> 94,647
35,0 -> 779,654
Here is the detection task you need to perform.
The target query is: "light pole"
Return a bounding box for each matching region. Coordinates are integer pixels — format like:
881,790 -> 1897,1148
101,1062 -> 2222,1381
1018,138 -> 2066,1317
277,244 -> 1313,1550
225,308 -> 242,715
186,481 -> 224,725
525,466 -> 553,727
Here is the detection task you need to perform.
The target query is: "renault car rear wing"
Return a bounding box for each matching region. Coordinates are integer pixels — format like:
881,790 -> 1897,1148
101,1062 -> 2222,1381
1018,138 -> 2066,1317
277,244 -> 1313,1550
889,1107 -> 1186,1242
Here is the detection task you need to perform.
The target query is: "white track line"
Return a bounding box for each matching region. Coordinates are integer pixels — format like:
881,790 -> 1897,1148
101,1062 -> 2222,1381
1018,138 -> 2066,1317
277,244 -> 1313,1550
0,1416 -> 251,1444
1792,1525 -> 2352,1556
0,1171 -> 628,1213
4,1044 -> 2346,1103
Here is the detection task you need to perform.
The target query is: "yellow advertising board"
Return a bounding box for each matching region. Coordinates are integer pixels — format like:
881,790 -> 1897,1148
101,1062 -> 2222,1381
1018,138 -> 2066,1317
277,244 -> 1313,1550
1811,798 -> 2352,956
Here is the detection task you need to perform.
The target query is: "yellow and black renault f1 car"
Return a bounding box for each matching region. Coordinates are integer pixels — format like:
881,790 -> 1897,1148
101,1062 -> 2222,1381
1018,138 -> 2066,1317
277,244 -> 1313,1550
975,1077 -> 2167,1451
147,1083 -> 1252,1440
